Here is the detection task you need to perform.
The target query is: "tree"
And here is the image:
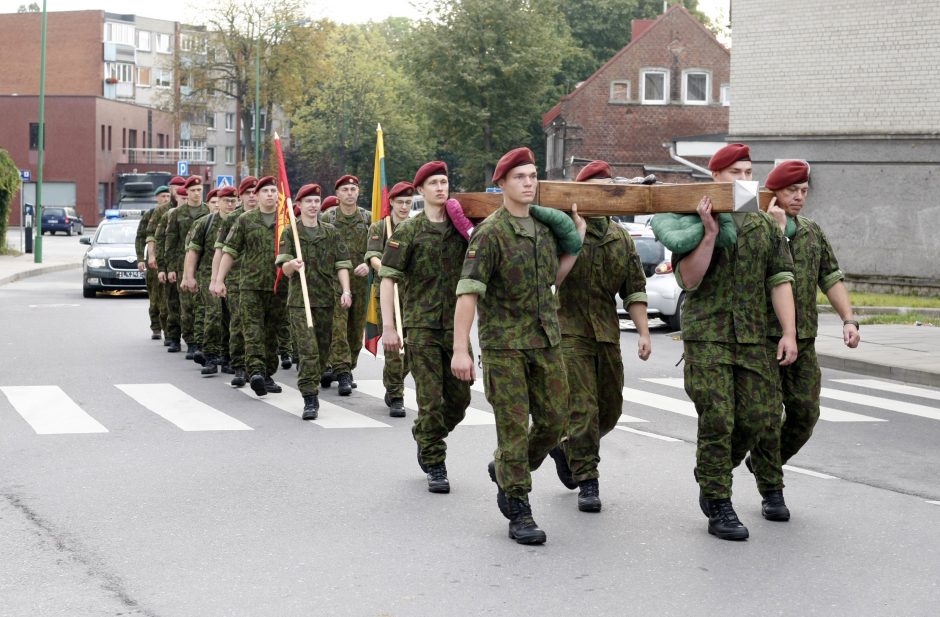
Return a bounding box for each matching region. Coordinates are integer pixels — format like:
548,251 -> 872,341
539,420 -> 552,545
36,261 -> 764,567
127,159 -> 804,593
404,0 -> 574,189
0,149 -> 21,254
17,3 -> 40,12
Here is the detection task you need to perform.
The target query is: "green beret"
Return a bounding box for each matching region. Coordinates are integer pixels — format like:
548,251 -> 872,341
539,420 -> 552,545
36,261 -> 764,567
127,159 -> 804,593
154,185 -> 170,195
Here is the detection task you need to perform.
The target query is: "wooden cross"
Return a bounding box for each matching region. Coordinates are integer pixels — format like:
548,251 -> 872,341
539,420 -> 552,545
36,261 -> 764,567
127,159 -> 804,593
452,181 -> 775,219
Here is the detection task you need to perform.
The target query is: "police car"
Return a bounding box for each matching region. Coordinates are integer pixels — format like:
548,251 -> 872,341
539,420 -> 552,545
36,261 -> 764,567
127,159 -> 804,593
80,210 -> 146,298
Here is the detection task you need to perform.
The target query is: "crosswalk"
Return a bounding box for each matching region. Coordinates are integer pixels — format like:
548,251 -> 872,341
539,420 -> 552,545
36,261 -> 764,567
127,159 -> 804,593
1,376 -> 939,437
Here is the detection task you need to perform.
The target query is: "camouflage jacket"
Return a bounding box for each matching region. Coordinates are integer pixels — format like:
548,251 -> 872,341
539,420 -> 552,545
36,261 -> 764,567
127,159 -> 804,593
320,206 -> 371,269
222,208 -> 279,292
379,212 -> 467,331
134,208 -> 154,262
186,212 -> 223,280
675,211 -> 794,344
275,223 -> 353,308
364,217 -> 401,268
164,203 -> 209,274
558,217 -> 648,344
456,206 -> 562,350
147,202 -> 175,272
766,214 -> 843,339
214,205 -> 245,286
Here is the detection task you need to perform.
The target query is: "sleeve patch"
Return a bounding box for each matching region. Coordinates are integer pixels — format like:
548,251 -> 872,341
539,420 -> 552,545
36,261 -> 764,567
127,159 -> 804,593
467,249 -> 477,259
388,240 -> 400,249
370,235 -> 380,241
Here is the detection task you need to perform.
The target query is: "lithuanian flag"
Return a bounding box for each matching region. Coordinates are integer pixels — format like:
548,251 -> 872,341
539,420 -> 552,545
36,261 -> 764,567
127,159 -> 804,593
363,124 -> 388,356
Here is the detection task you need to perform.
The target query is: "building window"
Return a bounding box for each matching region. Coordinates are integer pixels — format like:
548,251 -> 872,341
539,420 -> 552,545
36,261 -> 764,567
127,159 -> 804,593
720,84 -> 731,106
137,30 -> 151,51
104,22 -> 135,46
29,123 -> 44,150
206,147 -> 215,164
224,146 -> 235,165
137,67 -> 151,87
682,70 -> 710,105
207,113 -> 216,130
251,111 -> 267,131
155,33 -> 172,54
106,62 -> 134,83
609,80 -> 630,104
154,68 -> 172,88
225,113 -> 236,132
640,69 -> 669,105
101,125 -> 105,151
108,125 -> 112,151
180,33 -> 207,54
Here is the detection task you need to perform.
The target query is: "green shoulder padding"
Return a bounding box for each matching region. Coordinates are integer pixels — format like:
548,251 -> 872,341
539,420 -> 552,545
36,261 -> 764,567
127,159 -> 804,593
529,205 -> 582,255
650,213 -> 736,254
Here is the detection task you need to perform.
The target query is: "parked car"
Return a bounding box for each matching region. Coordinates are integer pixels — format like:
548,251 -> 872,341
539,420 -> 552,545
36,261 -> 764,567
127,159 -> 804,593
41,206 -> 84,236
80,218 -> 146,298
617,225 -> 684,330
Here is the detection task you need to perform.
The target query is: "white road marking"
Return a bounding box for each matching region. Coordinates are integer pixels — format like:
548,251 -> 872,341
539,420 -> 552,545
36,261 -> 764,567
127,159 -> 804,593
831,379 -> 940,402
642,378 -> 887,423
926,501 -> 940,506
1,386 -> 108,434
473,379 -> 646,422
622,386 -> 697,418
615,426 -> 681,442
821,388 -> 940,422
356,380 -> 495,425
116,384 -> 252,431
782,464 -> 839,480
237,383 -> 390,429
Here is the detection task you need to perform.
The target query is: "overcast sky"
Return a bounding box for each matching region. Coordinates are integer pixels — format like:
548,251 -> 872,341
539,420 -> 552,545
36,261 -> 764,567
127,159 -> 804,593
0,0 -> 728,28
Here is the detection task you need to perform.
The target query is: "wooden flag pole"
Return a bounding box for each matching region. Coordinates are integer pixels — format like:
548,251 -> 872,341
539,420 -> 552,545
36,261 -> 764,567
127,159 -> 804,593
286,195 -> 314,328
385,216 -> 405,356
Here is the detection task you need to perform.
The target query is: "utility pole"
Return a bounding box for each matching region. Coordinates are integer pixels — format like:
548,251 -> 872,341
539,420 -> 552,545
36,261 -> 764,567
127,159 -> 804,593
34,0 -> 48,263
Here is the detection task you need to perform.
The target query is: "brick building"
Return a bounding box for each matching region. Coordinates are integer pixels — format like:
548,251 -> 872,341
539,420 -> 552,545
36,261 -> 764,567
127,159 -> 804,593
729,0 -> 940,290
543,5 -> 730,181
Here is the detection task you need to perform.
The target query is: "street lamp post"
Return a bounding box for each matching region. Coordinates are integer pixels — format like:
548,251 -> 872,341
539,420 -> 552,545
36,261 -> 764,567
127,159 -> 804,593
34,0 -> 48,263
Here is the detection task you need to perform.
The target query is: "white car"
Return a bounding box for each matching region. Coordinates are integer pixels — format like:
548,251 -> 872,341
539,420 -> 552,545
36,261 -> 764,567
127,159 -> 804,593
616,224 -> 684,331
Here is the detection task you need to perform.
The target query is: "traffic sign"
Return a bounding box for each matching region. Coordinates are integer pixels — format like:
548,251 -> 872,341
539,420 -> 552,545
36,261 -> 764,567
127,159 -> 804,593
177,161 -> 189,176
216,175 -> 234,189
20,169 -> 31,182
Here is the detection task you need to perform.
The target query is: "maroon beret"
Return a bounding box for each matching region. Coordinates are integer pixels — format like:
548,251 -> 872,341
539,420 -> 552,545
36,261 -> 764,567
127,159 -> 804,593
205,188 -> 219,202
238,176 -> 258,196
293,205 -> 301,218
176,186 -> 188,197
765,160 -> 810,190
708,143 -> 751,172
576,160 -> 613,182
334,175 -> 360,190
413,161 -> 448,187
183,176 -> 202,189
217,186 -> 237,198
389,181 -> 415,200
295,183 -> 322,202
169,176 -> 186,186
254,176 -> 276,191
321,195 -> 339,211
492,147 -> 536,184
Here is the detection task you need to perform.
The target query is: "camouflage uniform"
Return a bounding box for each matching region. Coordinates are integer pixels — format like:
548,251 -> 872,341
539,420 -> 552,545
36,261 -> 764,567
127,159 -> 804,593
751,215 -> 844,492
379,213 -> 471,466
276,224 -> 352,395
164,203 -> 209,346
364,217 -> 407,399
675,212 -> 794,500
557,217 -> 647,482
187,213 -> 228,360
222,208 -> 286,378
135,207 -> 161,334
150,202 -> 178,341
215,206 -> 246,370
456,206 -> 568,500
321,206 -> 371,375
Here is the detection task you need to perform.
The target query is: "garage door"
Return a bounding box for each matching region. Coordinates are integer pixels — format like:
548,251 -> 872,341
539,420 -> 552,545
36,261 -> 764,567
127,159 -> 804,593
21,182 -> 77,207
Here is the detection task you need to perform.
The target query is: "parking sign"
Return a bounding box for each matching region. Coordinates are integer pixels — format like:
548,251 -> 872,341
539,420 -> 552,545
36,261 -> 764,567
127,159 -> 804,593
177,161 -> 189,176
20,169 -> 31,181
216,175 -> 234,189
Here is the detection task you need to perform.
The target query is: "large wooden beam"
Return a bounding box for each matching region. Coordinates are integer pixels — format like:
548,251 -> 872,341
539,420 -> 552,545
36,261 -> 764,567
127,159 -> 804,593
452,181 -> 775,218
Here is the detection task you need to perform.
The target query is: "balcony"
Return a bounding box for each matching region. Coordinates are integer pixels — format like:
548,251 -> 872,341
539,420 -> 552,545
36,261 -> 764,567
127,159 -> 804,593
125,147 -> 211,165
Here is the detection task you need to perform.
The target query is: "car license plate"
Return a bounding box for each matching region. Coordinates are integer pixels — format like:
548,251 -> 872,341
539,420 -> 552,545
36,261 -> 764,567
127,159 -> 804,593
117,271 -> 143,280
47,218 -> 58,223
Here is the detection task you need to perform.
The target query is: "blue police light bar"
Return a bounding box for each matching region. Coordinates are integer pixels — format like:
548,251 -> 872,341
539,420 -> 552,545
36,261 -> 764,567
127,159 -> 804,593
104,209 -> 121,219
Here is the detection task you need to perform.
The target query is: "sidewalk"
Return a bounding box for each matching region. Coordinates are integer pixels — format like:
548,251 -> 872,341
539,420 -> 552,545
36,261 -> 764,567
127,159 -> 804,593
3,227 -> 939,388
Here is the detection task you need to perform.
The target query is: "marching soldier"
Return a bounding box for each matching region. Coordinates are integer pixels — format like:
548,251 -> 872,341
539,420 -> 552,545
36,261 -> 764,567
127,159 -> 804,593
153,183 -> 188,352
321,175 -> 371,396
217,176 -> 287,397
671,143 -> 797,541
190,188 -> 219,365
451,147 -> 585,544
380,163 -> 471,494
276,183 -> 353,419
746,160 -> 860,521
364,181 -> 414,417
210,177 -> 258,387
147,176 -> 185,347
137,185 -> 170,340
549,160 -> 652,512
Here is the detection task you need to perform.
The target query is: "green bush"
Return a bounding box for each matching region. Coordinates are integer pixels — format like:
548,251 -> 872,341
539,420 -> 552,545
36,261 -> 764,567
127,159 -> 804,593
0,149 -> 21,254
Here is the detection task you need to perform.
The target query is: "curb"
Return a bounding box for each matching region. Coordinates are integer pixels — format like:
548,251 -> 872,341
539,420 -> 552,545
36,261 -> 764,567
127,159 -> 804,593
0,262 -> 81,288
818,304 -> 940,318
817,352 -> 940,389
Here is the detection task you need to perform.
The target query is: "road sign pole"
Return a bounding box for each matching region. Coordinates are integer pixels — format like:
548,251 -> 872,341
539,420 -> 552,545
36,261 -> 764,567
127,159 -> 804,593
34,0 -> 48,263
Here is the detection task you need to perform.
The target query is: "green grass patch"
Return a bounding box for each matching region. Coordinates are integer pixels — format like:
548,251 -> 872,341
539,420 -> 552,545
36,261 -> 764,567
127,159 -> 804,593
858,313 -> 937,326
817,291 -> 940,308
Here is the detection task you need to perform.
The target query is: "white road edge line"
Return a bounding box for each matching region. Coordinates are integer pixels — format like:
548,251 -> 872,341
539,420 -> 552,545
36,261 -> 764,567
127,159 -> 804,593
925,500 -> 940,506
782,464 -> 839,480
615,426 -> 681,442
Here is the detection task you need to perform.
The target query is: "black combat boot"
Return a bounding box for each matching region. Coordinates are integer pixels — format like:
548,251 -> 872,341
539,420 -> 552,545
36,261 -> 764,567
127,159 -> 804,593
577,479 -> 602,512
264,376 -> 282,394
292,357 -> 299,371
507,498 -> 547,545
193,347 -> 206,366
302,394 -> 319,420
230,368 -> 247,388
337,372 -> 353,396
705,498 -> 749,541
388,395 -> 405,418
185,343 -> 197,360
320,368 -> 335,389
249,373 -> 267,397
761,490 -> 790,522
220,357 -> 234,374
548,445 -> 577,490
487,461 -> 510,519
167,339 -> 181,353
163,337 -> 171,347
426,462 -> 450,494
280,353 -> 292,370
200,355 -> 220,376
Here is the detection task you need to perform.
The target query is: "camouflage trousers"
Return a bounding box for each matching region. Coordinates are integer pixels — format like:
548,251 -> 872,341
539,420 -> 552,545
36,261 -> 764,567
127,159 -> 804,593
290,305 -> 333,396
190,284 -> 206,347
484,346 -> 569,500
684,340 -> 780,500
227,283 -> 245,369
408,328 -> 472,467
180,283 -> 196,345
276,312 -> 293,359
559,335 -> 624,483
201,279 -> 230,358
165,281 -> 182,341
375,282 -> 406,398
240,288 -> 287,377
750,338 -> 821,493
328,276 -> 369,374
145,268 -> 161,333
154,278 -> 168,337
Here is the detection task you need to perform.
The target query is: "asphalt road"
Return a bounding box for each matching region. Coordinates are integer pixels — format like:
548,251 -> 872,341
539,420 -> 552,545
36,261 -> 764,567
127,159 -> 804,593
1,270 -> 938,617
